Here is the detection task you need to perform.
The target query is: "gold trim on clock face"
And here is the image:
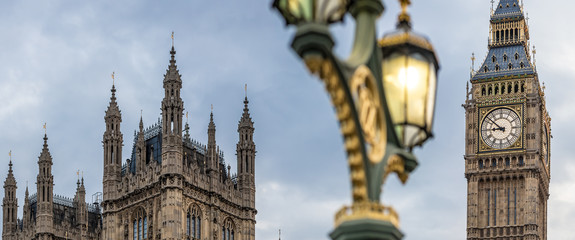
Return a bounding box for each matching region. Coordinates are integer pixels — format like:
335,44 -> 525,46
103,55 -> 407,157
480,107 -> 522,149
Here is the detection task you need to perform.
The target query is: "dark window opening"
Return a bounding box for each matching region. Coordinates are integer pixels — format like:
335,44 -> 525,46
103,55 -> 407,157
521,83 -> 525,92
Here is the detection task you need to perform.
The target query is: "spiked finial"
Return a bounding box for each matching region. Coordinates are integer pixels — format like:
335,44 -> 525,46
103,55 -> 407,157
398,0 -> 412,29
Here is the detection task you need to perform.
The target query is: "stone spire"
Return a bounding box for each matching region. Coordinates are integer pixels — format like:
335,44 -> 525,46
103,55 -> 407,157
136,114 -> 146,172
23,185 -> 30,227
161,44 -> 184,177
236,93 -> 256,210
103,83 -> 123,201
4,160 -> 16,187
159,40 -> 186,238
75,175 -> 88,240
207,107 -> 218,172
36,133 -> 54,238
2,158 -> 18,238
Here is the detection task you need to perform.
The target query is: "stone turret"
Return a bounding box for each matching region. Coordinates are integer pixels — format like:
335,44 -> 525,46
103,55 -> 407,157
36,134 -> 54,239
236,94 -> 256,240
2,159 -> 18,240
102,83 -> 123,240
74,177 -> 88,240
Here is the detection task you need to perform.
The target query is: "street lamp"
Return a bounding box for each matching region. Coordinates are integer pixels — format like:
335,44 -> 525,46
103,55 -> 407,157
273,0 -> 439,239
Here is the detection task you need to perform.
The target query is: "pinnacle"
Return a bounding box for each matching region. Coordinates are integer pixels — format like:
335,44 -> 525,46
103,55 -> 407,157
43,134 -> 49,150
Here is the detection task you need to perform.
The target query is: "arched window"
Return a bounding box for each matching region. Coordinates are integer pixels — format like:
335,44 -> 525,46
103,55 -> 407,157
508,63 -> 512,70
515,53 -> 519,60
188,204 -> 202,239
503,54 -> 507,62
495,65 -> 500,71
479,160 -> 484,169
132,208 -> 147,240
492,55 -> 497,63
482,87 -> 486,96
507,84 -> 512,93
222,218 -> 235,240
484,66 -> 488,72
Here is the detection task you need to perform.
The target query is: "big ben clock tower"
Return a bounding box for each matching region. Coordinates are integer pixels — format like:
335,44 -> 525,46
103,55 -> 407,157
463,0 -> 551,239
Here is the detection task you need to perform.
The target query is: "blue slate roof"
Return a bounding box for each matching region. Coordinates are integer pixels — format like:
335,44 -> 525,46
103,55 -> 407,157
472,45 -> 534,81
492,0 -> 523,21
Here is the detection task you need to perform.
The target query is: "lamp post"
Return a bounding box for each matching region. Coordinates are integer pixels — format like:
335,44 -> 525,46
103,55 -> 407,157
273,0 -> 439,239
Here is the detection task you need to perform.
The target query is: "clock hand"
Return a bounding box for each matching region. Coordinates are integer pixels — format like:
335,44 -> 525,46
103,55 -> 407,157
486,117 -> 503,129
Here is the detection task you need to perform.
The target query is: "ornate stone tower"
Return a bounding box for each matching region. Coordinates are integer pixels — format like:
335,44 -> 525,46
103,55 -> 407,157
160,45 -> 185,239
36,134 -> 55,239
236,95 -> 256,240
2,160 -> 18,240
464,0 -> 551,239
102,83 -> 123,239
74,178 -> 88,240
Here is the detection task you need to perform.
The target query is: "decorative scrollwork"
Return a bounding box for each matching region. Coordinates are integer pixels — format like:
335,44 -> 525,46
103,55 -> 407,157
304,55 -> 368,203
350,66 -> 386,165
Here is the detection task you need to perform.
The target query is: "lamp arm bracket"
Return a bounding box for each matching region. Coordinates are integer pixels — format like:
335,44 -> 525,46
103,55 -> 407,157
346,10 -> 380,69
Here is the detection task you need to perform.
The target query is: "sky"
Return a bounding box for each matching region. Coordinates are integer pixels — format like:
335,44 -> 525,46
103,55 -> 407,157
0,0 -> 574,239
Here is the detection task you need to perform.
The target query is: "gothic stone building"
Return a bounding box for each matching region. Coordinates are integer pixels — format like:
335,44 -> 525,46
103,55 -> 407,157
3,139 -> 101,240
463,0 -> 550,239
2,45 -> 257,240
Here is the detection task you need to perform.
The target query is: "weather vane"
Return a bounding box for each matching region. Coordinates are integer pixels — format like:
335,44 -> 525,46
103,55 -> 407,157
43,122 -> 47,134
9,150 -> 11,161
171,31 -> 175,47
111,71 -> 115,85
245,84 -> 248,97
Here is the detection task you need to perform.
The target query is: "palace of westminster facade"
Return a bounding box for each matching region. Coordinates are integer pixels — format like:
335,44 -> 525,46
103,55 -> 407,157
2,46 -> 257,240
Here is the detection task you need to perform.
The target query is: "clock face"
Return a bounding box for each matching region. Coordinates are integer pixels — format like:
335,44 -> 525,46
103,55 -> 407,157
481,107 -> 522,149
